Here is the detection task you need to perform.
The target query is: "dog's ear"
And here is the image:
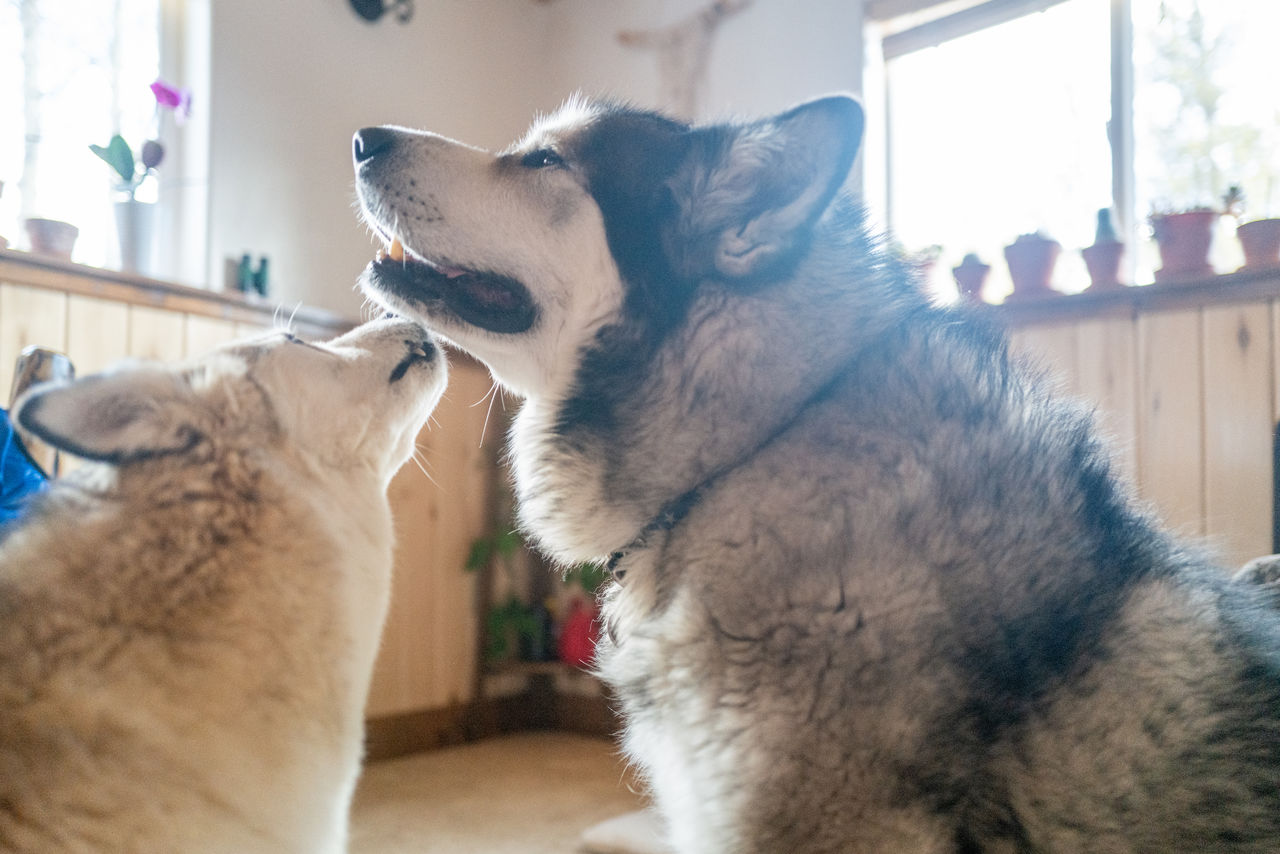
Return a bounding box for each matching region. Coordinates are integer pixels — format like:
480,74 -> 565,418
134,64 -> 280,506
13,368 -> 203,464
670,95 -> 864,280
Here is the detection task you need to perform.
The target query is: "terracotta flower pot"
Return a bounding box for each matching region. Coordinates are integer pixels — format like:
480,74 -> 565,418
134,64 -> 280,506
951,253 -> 991,303
1003,233 -> 1061,300
1151,210 -> 1216,282
1081,240 -> 1126,291
1237,218 -> 1280,271
23,218 -> 79,260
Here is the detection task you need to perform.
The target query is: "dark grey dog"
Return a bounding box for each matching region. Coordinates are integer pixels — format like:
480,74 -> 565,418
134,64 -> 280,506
354,95 -> 1280,853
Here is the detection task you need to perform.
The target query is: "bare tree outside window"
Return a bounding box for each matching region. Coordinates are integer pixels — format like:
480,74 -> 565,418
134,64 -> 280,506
1133,0 -> 1280,277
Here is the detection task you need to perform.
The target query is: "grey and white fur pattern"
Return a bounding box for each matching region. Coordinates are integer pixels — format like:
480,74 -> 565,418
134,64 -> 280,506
354,97 -> 1280,853
0,319 -> 444,853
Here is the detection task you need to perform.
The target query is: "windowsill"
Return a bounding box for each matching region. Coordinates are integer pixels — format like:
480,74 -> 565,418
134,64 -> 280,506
0,247 -> 353,337
992,266 -> 1280,326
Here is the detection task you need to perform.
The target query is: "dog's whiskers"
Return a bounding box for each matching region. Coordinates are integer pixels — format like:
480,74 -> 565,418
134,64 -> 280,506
473,380 -> 504,448
409,445 -> 437,485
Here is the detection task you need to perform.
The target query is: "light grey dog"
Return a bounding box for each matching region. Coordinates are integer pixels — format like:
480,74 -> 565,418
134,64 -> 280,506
0,319 -> 443,853
353,95 -> 1280,853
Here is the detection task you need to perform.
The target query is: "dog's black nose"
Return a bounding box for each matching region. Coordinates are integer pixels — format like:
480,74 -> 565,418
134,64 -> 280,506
353,127 -> 396,164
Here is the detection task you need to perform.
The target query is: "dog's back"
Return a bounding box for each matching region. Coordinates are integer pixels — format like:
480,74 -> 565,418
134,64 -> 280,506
0,319 -> 443,853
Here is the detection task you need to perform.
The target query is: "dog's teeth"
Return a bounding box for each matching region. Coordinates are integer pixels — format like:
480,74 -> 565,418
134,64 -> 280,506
375,248 -> 388,262
389,238 -> 405,262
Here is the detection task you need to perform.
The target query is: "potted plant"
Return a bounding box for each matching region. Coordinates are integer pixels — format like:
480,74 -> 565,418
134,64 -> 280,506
1149,206 -> 1217,282
1003,231 -> 1061,300
1238,217 -> 1280,271
465,527 -> 608,664
1082,208 -> 1126,291
22,218 -> 79,259
89,79 -> 190,275
951,253 -> 990,303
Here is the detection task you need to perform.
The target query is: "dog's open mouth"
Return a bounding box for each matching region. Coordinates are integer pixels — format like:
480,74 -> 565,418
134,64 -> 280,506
364,237 -> 537,335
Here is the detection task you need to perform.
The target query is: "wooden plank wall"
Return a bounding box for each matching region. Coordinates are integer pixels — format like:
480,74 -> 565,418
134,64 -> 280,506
1009,301 -> 1275,570
0,282 -> 250,396
367,362 -> 497,717
0,270 -> 494,722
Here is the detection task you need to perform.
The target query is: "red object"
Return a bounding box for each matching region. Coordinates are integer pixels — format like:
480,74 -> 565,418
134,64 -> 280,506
558,599 -> 600,668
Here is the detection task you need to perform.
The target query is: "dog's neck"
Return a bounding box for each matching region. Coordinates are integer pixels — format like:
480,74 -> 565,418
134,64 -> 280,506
511,214 -> 915,567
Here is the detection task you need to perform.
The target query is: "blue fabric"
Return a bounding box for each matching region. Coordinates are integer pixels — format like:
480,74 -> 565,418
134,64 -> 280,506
0,408 -> 47,526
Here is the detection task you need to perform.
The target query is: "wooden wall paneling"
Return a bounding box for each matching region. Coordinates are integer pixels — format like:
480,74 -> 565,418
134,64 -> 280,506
1201,303 -> 1273,568
1009,321 -> 1081,397
185,315 -> 243,358
0,284 -> 69,402
65,295 -> 130,377
368,425 -> 444,718
1273,299 -> 1280,429
426,363 -> 496,708
1074,317 -> 1139,486
1137,309 -> 1205,538
127,305 -> 186,363
367,362 -> 496,717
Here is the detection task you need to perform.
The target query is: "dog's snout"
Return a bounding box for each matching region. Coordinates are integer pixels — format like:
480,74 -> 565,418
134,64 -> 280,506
353,127 -> 396,164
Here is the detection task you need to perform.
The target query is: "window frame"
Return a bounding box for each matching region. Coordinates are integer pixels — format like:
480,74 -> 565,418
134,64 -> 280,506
875,0 -> 1141,285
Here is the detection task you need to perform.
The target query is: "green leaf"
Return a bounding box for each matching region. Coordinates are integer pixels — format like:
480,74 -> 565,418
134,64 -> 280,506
464,536 -> 493,572
89,134 -> 135,185
565,562 -> 609,595
494,529 -> 523,557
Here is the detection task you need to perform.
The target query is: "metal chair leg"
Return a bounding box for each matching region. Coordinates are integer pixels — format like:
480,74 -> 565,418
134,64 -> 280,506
8,347 -> 75,477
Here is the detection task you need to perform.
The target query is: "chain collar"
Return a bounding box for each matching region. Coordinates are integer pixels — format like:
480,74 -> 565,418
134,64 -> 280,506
605,485 -> 706,584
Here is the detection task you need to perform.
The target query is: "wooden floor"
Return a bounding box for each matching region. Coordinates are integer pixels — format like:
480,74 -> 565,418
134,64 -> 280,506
349,732 -> 647,854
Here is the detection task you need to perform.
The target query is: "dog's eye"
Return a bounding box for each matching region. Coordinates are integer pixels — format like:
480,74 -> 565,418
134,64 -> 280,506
521,148 -> 564,169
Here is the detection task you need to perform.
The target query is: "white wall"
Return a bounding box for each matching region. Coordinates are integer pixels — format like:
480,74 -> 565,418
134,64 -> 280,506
207,1 -> 556,315
542,0 -> 865,121
206,0 -> 864,316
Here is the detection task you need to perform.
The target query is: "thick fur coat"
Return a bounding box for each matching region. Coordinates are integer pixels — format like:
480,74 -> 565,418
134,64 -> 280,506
354,97 -> 1280,853
0,319 -> 444,853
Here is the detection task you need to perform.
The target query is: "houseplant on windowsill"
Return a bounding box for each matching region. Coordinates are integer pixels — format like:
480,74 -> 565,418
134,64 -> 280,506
1082,207 -> 1126,291
91,133 -> 162,275
1002,231 -> 1061,300
1149,206 -> 1217,283
90,79 -> 191,276
1238,217 -> 1280,271
1147,188 -> 1240,284
1234,184 -> 1280,271
951,253 -> 991,303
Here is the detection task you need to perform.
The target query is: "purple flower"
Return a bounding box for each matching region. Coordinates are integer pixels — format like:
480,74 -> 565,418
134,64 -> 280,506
150,79 -> 183,108
151,79 -> 193,124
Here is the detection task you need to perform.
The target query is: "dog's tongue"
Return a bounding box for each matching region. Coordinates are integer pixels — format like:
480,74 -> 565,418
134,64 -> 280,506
384,237 -> 468,278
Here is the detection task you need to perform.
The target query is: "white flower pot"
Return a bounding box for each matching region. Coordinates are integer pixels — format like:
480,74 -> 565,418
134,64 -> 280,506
114,199 -> 156,276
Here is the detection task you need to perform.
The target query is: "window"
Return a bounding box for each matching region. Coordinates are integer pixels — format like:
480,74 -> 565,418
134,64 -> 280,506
1131,0 -> 1280,281
1,0 -> 205,283
872,0 -> 1280,301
